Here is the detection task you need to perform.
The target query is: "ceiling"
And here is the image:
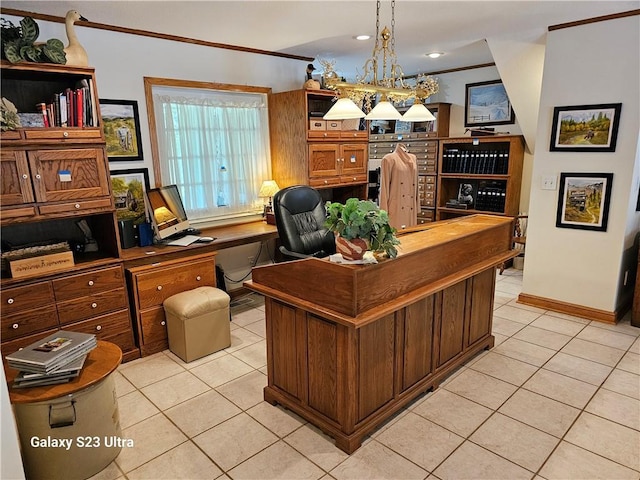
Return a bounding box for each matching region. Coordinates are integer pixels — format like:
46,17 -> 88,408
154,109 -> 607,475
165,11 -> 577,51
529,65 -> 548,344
2,1 -> 638,78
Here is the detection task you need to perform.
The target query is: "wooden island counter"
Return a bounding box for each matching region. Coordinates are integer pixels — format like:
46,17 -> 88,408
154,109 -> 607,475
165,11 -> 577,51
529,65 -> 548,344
246,214 -> 516,453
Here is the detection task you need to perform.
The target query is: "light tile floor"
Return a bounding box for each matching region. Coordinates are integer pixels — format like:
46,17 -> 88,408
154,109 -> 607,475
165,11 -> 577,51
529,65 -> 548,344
91,269 -> 640,480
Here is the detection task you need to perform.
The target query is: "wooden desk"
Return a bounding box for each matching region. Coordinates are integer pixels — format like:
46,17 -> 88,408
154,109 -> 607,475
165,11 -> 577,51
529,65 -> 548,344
8,341 -> 123,480
246,214 -> 515,453
120,220 -> 278,267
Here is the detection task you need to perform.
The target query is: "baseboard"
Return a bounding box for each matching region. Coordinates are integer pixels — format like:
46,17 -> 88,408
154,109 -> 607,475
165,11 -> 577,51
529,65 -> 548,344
517,293 -> 619,324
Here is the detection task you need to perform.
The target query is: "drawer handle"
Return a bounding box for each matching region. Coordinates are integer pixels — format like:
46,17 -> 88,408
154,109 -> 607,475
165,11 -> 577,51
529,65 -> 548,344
353,133 -> 357,137
35,174 -> 42,180
196,275 -> 201,281
63,131 -> 69,137
75,203 -> 81,209
157,285 -> 163,291
161,320 -> 166,326
96,325 -> 102,331
323,133 -> 327,137
324,180 -> 328,184
91,302 -> 97,308
7,298 -> 14,304
22,174 -> 28,179
353,177 -> 357,181
88,280 -> 94,286
12,323 -> 19,330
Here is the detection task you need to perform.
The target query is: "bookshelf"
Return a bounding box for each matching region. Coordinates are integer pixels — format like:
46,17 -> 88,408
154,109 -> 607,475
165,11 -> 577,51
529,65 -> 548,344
0,61 -> 139,363
436,135 -> 524,220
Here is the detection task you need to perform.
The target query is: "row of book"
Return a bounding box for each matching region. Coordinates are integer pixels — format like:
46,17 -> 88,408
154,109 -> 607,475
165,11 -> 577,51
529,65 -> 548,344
441,149 -> 510,175
35,80 -> 97,128
6,331 -> 96,388
474,185 -> 507,212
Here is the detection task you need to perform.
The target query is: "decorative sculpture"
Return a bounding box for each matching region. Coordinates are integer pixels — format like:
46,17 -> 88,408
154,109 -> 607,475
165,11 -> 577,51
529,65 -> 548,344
63,10 -> 89,66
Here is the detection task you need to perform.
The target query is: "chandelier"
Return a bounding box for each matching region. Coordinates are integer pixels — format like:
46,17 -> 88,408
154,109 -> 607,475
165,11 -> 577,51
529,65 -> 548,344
322,0 -> 439,121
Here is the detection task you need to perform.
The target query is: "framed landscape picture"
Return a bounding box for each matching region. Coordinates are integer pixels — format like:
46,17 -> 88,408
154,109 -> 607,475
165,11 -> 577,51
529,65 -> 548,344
556,172 -> 613,232
100,99 -> 144,161
464,80 -> 514,127
550,103 -> 621,152
110,168 -> 150,223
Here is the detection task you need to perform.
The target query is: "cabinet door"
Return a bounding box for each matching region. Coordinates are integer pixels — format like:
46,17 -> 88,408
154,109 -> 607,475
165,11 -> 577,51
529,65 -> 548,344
1,149 -> 34,206
28,148 -> 110,203
436,281 -> 467,368
309,144 -> 340,177
339,143 -> 367,176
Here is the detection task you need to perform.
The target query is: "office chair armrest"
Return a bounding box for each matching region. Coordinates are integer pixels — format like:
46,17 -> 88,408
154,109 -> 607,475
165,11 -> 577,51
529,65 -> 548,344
279,245 -> 312,260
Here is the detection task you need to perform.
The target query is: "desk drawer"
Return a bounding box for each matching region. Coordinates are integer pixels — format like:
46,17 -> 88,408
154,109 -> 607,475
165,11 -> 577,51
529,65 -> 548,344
135,259 -> 216,310
1,305 -> 59,341
53,265 -> 124,301
57,288 -> 128,324
67,310 -> 135,351
1,282 -> 54,316
140,307 -> 168,345
38,197 -> 112,215
1,329 -> 58,359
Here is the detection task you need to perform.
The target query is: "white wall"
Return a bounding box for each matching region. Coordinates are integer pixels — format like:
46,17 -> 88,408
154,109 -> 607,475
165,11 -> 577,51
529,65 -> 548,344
1,369 -> 25,480
523,15 -> 640,313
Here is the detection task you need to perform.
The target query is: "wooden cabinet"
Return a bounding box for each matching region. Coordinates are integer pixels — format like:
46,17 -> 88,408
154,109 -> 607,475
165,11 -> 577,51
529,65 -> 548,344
270,89 -> 368,202
308,143 -> 368,188
0,149 -> 34,207
126,252 -> 217,356
0,264 -> 137,362
437,135 -> 524,220
0,61 -> 140,363
369,103 -> 450,223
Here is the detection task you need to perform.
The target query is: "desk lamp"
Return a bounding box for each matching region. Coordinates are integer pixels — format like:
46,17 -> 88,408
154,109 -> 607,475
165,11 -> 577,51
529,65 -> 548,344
259,180 -> 280,224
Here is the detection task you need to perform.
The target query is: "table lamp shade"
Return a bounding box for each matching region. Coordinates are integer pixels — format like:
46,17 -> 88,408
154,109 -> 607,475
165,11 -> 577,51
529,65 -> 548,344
259,180 -> 280,199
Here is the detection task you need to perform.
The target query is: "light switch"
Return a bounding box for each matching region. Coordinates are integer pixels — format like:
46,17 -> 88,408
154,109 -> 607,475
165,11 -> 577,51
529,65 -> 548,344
541,175 -> 557,190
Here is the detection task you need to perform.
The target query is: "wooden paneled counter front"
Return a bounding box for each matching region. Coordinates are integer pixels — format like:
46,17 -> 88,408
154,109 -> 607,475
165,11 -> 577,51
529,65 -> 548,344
246,214 -> 516,453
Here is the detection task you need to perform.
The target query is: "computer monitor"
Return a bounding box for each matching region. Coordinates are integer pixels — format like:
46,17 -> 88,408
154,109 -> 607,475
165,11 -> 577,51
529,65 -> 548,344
145,185 -> 190,240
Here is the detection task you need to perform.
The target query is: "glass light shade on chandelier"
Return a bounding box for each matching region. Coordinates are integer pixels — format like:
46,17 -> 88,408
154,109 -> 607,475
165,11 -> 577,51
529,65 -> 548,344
401,102 -> 436,122
323,98 -> 365,120
365,96 -> 403,120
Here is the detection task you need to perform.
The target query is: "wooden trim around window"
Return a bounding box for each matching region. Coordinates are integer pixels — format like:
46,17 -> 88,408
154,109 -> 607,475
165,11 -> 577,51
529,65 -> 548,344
143,77 -> 272,187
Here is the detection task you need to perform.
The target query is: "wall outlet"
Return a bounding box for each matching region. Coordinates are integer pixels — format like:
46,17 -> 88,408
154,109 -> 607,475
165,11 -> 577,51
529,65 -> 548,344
541,175 -> 557,190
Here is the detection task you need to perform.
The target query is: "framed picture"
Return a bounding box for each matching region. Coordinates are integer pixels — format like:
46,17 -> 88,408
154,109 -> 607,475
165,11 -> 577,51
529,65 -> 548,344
556,172 -> 613,232
549,103 -> 622,152
464,80 -> 514,127
110,168 -> 150,223
100,99 -> 144,161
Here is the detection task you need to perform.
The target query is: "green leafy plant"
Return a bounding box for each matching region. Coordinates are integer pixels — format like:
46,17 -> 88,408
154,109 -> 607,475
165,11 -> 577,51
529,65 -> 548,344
1,17 -> 66,64
325,198 -> 400,259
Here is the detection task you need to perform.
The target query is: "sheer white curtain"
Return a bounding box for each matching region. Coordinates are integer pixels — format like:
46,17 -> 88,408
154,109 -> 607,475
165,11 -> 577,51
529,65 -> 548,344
152,86 -> 271,223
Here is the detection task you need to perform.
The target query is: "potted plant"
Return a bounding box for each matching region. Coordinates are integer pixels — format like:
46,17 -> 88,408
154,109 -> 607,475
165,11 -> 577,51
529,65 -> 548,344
325,198 -> 400,261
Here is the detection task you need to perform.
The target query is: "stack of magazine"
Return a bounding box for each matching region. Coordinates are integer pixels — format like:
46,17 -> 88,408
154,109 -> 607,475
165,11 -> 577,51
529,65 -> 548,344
6,331 -> 97,388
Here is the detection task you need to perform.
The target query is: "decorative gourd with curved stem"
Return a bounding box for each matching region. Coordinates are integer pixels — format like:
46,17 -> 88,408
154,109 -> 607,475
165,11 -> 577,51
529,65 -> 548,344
63,10 -> 89,66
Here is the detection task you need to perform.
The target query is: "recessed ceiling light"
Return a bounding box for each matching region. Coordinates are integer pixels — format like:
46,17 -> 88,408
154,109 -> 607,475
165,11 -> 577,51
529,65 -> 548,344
355,35 -> 371,41
426,52 -> 444,59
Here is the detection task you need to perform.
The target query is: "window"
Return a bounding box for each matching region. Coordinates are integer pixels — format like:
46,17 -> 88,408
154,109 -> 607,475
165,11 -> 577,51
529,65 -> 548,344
145,78 -> 272,224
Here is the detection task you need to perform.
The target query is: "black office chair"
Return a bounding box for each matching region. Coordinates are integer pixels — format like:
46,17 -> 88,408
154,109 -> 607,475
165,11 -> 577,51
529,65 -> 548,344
273,185 -> 336,260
